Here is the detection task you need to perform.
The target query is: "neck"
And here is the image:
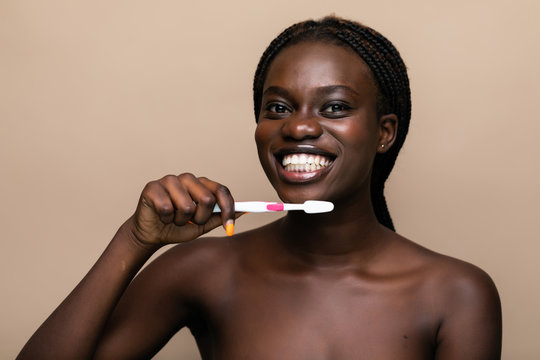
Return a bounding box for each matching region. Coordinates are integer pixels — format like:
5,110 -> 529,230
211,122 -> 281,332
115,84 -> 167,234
277,199 -> 391,268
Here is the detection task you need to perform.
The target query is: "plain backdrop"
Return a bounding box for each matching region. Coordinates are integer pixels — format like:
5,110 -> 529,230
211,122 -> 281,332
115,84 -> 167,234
1,0 -> 539,359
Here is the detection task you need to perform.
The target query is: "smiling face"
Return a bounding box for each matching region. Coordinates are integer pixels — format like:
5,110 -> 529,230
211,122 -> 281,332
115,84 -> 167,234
255,41 -> 396,206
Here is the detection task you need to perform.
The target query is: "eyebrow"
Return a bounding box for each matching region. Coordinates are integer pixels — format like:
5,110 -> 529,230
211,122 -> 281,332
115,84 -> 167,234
316,85 -> 360,96
262,85 -> 359,98
262,86 -> 291,98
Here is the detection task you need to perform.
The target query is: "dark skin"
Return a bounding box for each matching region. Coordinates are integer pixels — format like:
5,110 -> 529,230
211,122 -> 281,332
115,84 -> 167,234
17,41 -> 502,359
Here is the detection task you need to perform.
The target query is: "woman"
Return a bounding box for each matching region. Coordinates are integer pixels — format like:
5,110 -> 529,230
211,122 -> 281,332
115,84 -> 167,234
18,16 -> 502,359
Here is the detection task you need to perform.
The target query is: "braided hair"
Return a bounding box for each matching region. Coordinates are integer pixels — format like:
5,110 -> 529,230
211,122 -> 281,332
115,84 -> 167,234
253,16 -> 411,231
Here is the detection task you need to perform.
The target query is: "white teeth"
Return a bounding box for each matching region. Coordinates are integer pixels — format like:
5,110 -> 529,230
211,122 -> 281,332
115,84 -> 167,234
281,153 -> 333,172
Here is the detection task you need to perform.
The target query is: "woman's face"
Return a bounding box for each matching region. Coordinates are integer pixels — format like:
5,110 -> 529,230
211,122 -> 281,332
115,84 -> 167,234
255,41 -> 394,205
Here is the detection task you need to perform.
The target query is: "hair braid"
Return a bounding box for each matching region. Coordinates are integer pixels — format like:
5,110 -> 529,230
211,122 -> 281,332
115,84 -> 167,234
253,16 -> 411,231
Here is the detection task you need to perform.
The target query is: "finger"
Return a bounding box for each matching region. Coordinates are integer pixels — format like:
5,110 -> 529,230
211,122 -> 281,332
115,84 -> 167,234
141,181 -> 175,224
177,174 -> 216,225
198,177 -> 236,236
159,174 -> 196,226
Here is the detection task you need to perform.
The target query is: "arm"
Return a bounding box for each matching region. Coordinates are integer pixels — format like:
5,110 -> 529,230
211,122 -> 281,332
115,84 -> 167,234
17,221 -> 155,359
434,263 -> 502,360
17,174 -> 237,359
93,232 -> 214,359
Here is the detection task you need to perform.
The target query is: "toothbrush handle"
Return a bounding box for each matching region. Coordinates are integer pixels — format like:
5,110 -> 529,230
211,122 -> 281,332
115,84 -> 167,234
213,202 -> 283,213
282,204 -> 304,211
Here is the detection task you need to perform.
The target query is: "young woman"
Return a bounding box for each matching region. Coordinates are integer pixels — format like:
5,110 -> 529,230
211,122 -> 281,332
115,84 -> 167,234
18,16 -> 502,359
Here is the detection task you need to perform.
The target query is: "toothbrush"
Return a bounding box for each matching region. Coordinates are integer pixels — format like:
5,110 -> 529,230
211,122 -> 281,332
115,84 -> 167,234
212,201 -> 333,214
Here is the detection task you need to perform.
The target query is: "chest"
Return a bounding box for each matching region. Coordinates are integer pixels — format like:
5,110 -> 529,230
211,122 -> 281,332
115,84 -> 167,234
193,274 -> 437,360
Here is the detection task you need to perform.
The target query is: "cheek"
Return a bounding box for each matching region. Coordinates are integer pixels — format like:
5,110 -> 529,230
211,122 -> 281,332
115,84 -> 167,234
254,121 -> 276,153
254,123 -> 281,185
332,119 -> 378,153
254,124 -> 265,149
254,122 -> 274,166
331,119 -> 380,187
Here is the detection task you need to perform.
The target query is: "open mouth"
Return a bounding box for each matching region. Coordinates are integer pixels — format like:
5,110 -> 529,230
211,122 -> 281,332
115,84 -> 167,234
275,150 -> 336,173
281,153 -> 334,172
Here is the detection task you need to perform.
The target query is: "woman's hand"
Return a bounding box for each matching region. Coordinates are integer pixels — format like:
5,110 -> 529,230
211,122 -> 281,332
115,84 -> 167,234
129,173 -> 237,248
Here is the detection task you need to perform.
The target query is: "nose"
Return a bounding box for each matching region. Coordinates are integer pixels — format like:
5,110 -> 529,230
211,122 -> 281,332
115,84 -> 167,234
281,112 -> 323,140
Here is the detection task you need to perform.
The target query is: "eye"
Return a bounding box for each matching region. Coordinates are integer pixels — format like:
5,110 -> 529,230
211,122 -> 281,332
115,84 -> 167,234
266,103 -> 290,113
261,102 -> 292,119
320,102 -> 352,117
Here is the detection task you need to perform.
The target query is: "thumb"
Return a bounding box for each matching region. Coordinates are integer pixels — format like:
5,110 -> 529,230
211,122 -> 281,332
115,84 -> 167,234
168,213 -> 225,243
197,213 -> 226,237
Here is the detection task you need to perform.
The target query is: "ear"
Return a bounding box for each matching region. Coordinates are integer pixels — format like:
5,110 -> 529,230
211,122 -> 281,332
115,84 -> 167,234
377,114 -> 398,154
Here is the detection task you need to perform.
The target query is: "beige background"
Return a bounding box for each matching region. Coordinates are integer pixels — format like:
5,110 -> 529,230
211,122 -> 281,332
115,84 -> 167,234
1,0 -> 539,359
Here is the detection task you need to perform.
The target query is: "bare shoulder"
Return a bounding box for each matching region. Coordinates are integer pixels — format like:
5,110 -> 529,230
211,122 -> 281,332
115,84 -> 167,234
430,254 -> 499,302
389,233 -> 502,358
397,235 -> 500,308
144,222 -> 274,297
144,234 -> 239,295
155,221 -> 273,269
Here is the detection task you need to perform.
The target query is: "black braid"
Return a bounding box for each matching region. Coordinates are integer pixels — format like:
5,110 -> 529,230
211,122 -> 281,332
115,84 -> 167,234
253,16 -> 411,231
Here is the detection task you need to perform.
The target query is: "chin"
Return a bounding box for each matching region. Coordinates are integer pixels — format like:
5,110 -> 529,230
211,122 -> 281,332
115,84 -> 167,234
273,184 -> 330,204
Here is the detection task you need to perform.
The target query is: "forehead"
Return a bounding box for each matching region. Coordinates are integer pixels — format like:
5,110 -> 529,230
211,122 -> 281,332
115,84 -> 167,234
263,41 -> 376,95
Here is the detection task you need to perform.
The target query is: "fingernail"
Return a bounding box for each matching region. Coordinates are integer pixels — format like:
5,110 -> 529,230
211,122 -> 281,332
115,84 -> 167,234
225,220 -> 234,237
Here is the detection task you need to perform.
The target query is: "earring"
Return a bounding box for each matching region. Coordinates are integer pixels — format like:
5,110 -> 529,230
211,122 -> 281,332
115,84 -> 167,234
380,144 -> 386,149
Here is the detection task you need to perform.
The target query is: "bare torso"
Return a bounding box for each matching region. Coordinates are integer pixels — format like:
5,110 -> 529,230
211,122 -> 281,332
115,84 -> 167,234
155,219 -> 488,360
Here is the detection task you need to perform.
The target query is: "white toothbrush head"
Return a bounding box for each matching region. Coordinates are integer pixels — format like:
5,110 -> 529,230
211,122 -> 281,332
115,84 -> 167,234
302,200 -> 334,214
